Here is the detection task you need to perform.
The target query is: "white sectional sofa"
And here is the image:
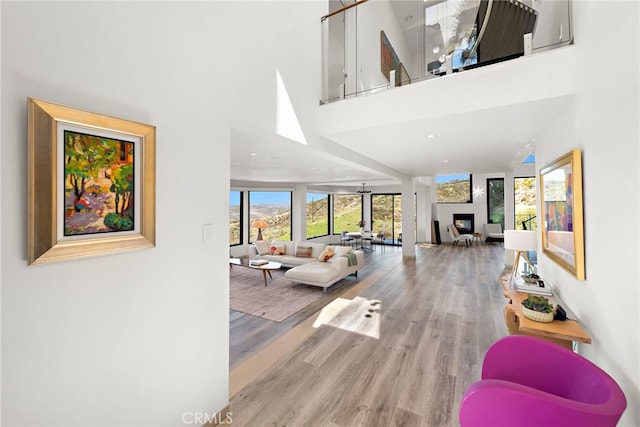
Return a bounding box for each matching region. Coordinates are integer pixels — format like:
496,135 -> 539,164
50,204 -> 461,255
250,240 -> 326,267
250,240 -> 364,291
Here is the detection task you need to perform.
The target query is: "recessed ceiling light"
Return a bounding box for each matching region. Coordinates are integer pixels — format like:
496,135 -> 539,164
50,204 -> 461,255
427,134 -> 436,139
443,159 -> 449,163
250,152 -> 257,156
405,15 -> 413,22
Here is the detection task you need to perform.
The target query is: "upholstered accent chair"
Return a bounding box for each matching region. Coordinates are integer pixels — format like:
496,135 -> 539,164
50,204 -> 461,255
460,336 -> 627,427
483,223 -> 504,244
448,224 -> 473,247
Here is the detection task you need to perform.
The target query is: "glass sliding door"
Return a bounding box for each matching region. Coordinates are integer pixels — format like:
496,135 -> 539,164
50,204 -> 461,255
372,194 -> 402,245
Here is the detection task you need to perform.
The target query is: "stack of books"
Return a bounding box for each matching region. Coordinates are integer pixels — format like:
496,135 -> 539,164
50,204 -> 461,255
249,259 -> 268,266
514,277 -> 552,296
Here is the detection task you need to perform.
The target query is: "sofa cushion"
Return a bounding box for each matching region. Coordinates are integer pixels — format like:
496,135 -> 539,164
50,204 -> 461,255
268,244 -> 286,255
281,256 -> 318,266
254,240 -> 271,255
295,245 -> 313,258
271,240 -> 295,255
285,262 -> 340,283
333,246 -> 353,257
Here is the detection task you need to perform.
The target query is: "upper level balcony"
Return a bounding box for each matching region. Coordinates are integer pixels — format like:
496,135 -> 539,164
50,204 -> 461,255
321,0 -> 573,104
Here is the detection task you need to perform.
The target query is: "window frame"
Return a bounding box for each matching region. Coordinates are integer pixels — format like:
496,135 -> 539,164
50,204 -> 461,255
435,173 -> 473,203
306,192 -> 330,239
248,190 -> 293,242
229,190 -> 243,247
332,193 -> 363,235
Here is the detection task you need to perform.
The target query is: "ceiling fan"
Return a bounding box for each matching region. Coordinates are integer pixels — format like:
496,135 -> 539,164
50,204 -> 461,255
356,183 -> 371,194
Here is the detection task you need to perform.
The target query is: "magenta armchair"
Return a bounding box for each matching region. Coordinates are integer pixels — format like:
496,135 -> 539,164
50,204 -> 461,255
460,335 -> 627,427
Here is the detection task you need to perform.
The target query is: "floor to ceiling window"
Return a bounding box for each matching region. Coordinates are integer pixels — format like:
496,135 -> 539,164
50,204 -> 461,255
306,192 -> 329,239
248,191 -> 292,242
514,177 -> 537,230
371,194 -> 402,245
332,194 -> 362,234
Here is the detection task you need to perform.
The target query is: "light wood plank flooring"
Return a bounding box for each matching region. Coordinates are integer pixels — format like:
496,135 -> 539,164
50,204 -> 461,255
229,243 -> 508,426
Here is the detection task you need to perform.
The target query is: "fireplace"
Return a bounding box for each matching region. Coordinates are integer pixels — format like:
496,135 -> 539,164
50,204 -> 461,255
453,213 -> 474,234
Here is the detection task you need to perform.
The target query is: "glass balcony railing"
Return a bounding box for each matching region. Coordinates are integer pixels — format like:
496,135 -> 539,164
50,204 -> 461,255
321,0 -> 573,104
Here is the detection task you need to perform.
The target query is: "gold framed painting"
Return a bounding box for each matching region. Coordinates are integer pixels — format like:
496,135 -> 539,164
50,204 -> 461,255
539,149 -> 585,280
28,98 -> 156,265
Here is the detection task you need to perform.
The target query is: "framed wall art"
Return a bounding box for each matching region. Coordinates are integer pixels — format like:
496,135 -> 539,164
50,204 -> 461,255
539,149 -> 585,280
28,98 -> 156,265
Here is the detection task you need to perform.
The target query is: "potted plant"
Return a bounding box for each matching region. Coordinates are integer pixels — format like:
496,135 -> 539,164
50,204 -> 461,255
521,294 -> 554,323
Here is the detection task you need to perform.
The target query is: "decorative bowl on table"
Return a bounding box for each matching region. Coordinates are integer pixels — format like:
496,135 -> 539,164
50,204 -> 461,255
521,294 -> 555,323
521,306 -> 554,322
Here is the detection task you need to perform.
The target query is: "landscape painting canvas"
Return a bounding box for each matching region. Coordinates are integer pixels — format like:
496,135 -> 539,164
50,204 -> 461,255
28,97 -> 156,265
64,130 -> 135,236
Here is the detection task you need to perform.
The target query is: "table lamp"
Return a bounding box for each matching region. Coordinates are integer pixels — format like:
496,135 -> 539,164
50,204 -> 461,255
504,230 -> 537,281
252,220 -> 268,241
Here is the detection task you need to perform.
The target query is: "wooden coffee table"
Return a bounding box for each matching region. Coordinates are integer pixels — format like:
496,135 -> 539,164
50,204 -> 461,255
229,258 -> 282,287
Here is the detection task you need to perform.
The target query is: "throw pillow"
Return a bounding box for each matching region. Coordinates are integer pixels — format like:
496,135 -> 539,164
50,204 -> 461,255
254,240 -> 271,255
269,245 -> 285,255
318,247 -> 334,262
295,245 -> 313,258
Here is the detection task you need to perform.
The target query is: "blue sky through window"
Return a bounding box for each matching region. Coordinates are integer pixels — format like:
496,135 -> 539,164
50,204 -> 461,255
249,191 -> 291,205
229,190 -> 240,206
307,193 -> 328,203
436,173 -> 470,183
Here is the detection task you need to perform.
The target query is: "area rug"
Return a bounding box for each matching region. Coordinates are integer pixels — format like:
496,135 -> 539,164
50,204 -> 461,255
230,266 -> 323,322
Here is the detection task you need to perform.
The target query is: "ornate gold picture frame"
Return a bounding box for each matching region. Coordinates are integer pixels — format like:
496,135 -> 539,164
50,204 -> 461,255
539,149 -> 585,280
28,98 -> 156,265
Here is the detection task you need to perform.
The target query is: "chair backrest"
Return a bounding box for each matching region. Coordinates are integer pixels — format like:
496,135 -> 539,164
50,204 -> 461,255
483,335 -> 627,409
448,224 -> 459,238
483,223 -> 502,235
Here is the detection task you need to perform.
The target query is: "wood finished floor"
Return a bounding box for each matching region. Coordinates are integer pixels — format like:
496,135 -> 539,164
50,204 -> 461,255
228,243 -> 508,426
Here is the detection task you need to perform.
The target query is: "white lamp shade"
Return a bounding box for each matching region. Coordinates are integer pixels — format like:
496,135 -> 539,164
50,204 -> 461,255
504,230 -> 537,251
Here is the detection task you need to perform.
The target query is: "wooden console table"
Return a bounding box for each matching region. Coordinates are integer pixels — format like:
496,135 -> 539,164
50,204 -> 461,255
501,275 -> 591,350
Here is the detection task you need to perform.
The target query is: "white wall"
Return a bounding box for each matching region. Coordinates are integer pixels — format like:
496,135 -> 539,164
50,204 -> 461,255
1,2 -> 234,425
536,2 -> 639,425
355,0 -> 413,92
3,1 -> 327,424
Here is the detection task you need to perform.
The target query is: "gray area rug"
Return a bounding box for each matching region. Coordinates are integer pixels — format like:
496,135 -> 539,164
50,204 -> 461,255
230,266 -> 323,322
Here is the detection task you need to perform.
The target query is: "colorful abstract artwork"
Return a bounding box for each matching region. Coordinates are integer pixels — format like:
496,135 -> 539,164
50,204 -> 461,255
64,130 -> 135,236
540,150 -> 585,280
380,31 -> 410,86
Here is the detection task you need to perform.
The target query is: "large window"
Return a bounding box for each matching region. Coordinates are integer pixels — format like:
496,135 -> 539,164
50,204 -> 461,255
248,191 -> 292,242
515,177 -> 537,230
371,194 -> 402,245
487,178 -> 505,229
436,174 -> 472,203
306,192 -> 329,239
332,194 -> 362,234
229,190 -> 242,246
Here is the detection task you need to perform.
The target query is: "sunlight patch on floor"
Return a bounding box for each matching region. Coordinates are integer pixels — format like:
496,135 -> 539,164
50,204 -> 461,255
313,296 -> 381,339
